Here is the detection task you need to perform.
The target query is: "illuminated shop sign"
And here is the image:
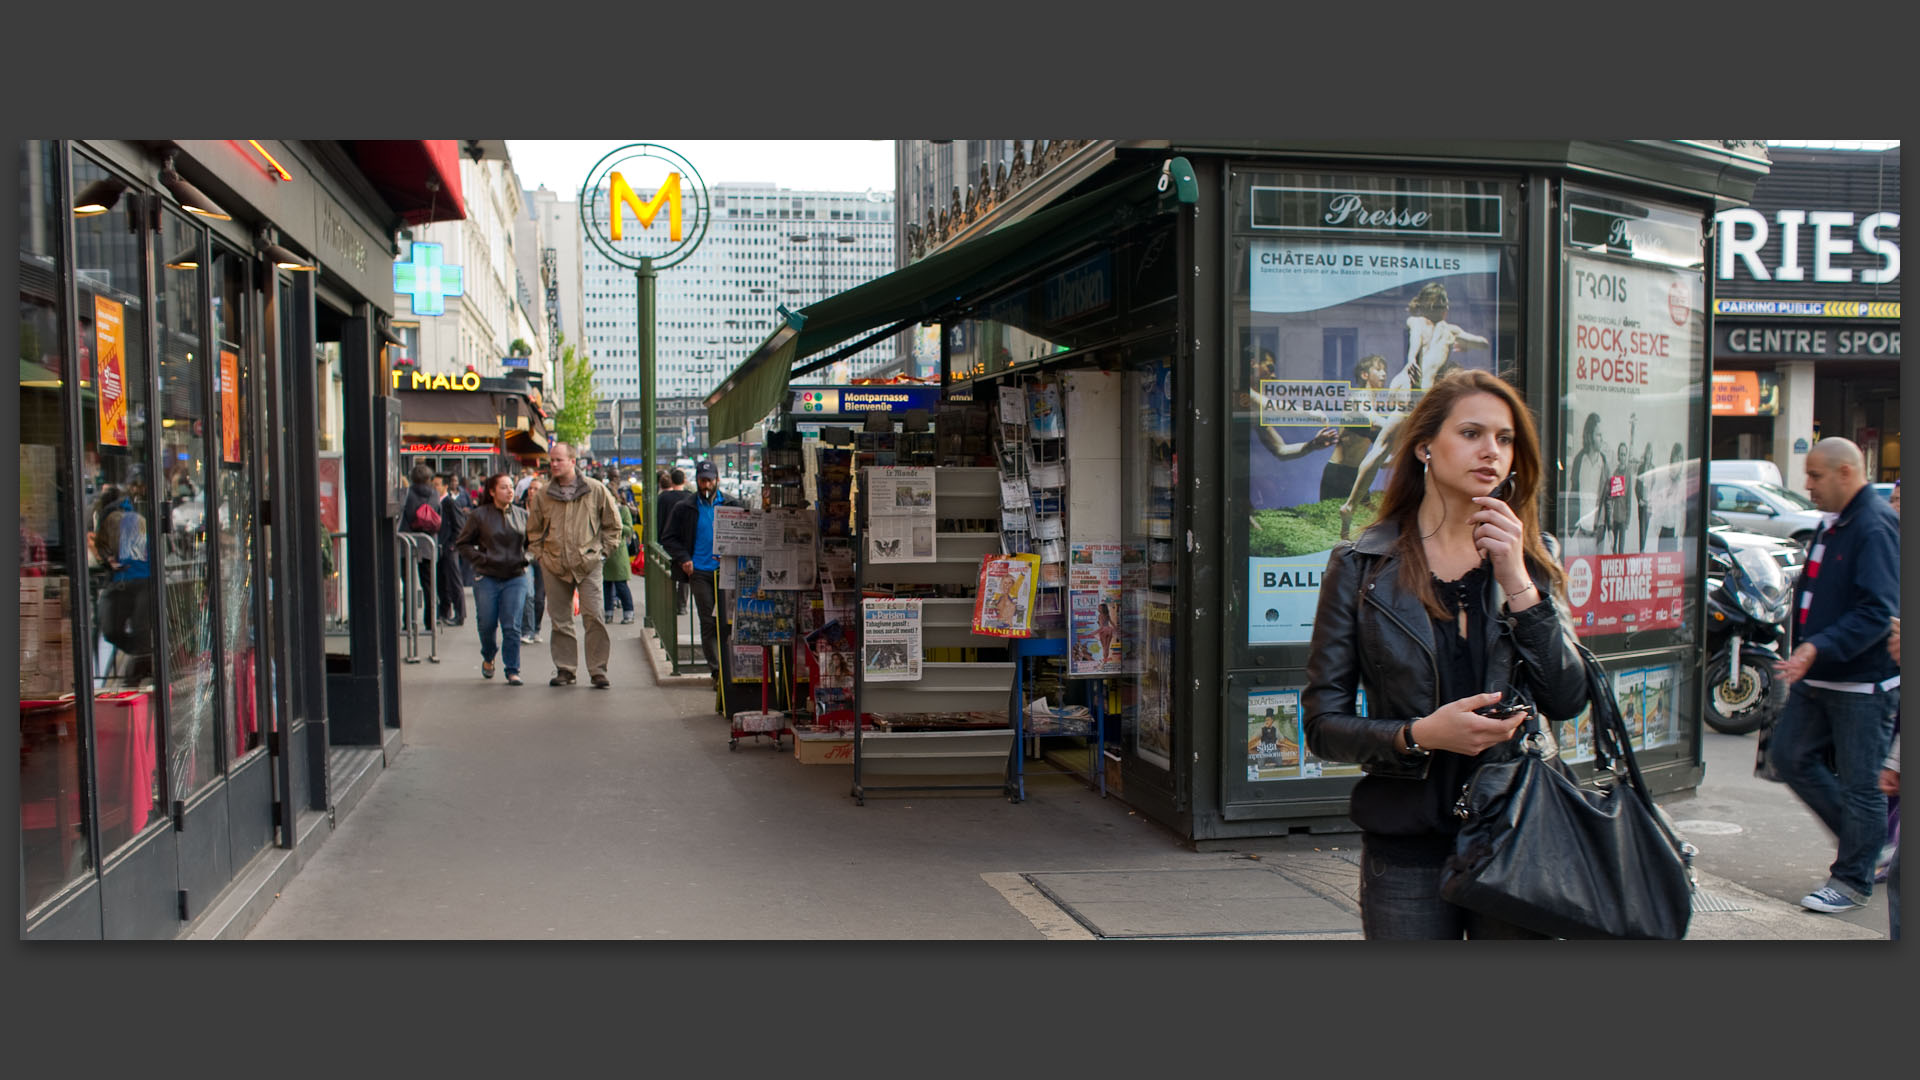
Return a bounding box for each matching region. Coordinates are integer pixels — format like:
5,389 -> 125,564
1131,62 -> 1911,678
791,386 -> 944,414
1250,186 -> 1504,238
580,144 -> 710,271
390,369 -> 484,392
404,442 -> 496,454
1713,298 -> 1900,319
393,242 -> 464,316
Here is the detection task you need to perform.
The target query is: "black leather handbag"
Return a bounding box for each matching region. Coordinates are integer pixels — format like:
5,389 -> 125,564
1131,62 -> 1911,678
1439,645 -> 1697,940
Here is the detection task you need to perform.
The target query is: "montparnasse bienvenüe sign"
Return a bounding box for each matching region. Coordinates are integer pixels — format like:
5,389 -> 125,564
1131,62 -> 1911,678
580,144 -> 709,270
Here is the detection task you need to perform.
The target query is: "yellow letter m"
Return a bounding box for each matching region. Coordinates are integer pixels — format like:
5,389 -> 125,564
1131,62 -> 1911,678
608,171 -> 683,242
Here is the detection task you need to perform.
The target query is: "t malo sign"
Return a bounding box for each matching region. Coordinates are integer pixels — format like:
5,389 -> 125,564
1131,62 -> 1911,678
579,144 -> 709,270
391,369 -> 484,391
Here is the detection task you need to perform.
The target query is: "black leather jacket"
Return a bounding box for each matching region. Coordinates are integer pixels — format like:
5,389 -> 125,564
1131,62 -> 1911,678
452,502 -> 530,580
1302,520 -> 1588,781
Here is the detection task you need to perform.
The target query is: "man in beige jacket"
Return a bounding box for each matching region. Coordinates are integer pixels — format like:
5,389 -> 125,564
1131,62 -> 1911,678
525,442 -> 625,688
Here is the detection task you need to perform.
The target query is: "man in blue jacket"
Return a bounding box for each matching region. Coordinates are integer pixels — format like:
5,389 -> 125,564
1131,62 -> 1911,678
1770,437 -> 1901,915
662,460 -> 736,684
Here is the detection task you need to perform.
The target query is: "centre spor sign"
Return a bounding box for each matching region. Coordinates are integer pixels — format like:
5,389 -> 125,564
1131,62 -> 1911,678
579,143 -> 709,271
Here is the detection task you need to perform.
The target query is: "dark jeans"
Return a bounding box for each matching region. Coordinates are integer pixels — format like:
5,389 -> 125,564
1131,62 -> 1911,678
604,578 -> 634,616
1359,840 -> 1551,940
1769,683 -> 1899,900
414,558 -> 436,630
473,571 -> 530,675
522,558 -> 546,633
691,568 -> 727,675
438,549 -> 467,623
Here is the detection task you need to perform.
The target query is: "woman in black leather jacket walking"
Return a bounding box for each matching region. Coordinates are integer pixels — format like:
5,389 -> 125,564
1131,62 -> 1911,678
1304,370 -> 1587,939
454,473 -> 532,685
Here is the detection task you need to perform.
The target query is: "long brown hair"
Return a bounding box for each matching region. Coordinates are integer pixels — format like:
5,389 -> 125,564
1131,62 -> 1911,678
1370,369 -> 1565,619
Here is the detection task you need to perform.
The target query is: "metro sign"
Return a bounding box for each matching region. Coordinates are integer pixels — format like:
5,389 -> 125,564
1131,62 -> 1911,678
580,143 -> 709,271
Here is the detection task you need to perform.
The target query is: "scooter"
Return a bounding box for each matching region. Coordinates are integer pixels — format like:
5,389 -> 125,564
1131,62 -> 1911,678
1703,528 -> 1794,735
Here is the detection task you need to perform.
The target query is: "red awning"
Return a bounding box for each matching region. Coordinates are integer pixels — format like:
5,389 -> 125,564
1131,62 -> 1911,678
344,140 -> 467,225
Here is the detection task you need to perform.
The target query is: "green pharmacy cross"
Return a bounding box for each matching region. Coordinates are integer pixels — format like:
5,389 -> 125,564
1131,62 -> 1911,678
394,242 -> 464,316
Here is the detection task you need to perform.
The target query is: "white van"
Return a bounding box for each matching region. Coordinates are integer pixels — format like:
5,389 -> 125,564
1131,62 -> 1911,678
1708,459 -> 1784,488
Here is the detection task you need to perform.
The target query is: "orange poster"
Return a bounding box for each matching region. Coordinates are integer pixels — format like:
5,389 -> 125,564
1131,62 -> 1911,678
1711,370 -> 1760,416
94,296 -> 128,447
220,349 -> 241,463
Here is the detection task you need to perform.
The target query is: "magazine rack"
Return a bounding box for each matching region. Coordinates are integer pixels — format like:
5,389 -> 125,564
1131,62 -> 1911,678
851,466 -> 1017,805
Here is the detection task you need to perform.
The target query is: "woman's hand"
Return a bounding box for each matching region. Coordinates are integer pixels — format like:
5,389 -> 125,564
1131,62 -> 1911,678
1407,691 -> 1527,756
1470,495 -> 1535,606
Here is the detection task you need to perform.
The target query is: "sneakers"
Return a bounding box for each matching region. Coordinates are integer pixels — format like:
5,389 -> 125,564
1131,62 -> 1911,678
620,613 -> 635,624
591,673 -> 611,689
522,632 -> 542,643
550,671 -> 576,687
1800,886 -> 1864,914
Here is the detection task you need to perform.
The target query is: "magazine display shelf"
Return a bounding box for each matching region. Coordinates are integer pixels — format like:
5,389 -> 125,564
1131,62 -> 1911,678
1007,636 -> 1107,801
851,467 -> 1017,805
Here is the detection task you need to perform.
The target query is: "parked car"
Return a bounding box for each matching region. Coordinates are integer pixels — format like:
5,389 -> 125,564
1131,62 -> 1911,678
1871,482 -> 1897,503
1708,478 -> 1825,546
1709,458 -> 1785,487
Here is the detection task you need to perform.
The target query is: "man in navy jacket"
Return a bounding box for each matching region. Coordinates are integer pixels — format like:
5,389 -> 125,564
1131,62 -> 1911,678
662,461 -> 737,684
1770,437 -> 1900,915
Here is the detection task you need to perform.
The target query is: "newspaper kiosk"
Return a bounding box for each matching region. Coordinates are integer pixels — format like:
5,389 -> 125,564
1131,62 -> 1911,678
706,140 -> 1770,843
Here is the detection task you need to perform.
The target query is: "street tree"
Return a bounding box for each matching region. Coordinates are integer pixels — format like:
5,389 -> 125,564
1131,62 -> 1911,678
552,341 -> 601,447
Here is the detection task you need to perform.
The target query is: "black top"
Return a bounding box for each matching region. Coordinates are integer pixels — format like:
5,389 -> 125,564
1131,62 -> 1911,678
1350,560 -> 1492,865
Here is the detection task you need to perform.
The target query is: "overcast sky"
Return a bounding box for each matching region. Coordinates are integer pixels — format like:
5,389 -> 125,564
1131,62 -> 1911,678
506,140 -> 897,199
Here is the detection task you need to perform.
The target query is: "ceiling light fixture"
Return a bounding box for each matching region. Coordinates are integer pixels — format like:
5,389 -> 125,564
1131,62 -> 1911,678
73,176 -> 128,216
160,153 -> 231,220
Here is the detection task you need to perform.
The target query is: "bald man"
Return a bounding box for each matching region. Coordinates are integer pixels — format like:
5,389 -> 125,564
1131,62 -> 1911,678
1767,437 -> 1901,915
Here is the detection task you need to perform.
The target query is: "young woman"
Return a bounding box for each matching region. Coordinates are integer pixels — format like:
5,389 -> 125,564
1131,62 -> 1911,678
453,473 -> 532,685
1304,369 -> 1588,939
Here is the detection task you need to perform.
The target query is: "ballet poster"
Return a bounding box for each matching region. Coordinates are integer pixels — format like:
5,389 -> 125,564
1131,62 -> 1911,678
1240,238 -> 1504,645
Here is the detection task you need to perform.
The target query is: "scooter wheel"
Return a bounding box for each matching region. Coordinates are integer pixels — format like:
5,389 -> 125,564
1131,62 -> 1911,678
1704,648 -> 1779,735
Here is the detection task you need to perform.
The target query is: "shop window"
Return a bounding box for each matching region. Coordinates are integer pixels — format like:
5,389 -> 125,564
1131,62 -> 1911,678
1555,188 -> 1706,655
215,245 -> 264,763
157,210 -> 222,804
1225,168 -> 1522,793
71,151 -> 169,851
20,140 -> 96,913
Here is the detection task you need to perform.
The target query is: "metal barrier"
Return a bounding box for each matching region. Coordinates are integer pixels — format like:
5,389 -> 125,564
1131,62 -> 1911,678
644,541 -> 705,677
396,532 -> 440,664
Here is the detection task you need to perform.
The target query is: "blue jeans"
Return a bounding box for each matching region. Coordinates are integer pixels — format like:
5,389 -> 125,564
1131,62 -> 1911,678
604,578 -> 634,616
474,571 -> 531,676
1359,841 -> 1550,940
1769,684 -> 1899,901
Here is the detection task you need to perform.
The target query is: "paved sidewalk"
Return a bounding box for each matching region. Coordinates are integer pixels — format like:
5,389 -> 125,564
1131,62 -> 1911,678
244,615 -> 1888,941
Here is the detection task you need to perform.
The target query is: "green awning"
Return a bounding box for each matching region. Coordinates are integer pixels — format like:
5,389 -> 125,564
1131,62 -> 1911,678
707,332 -> 798,446
705,164 -> 1169,443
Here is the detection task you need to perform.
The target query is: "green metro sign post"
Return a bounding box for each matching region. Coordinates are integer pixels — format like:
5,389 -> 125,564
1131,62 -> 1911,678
581,144 -> 710,670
